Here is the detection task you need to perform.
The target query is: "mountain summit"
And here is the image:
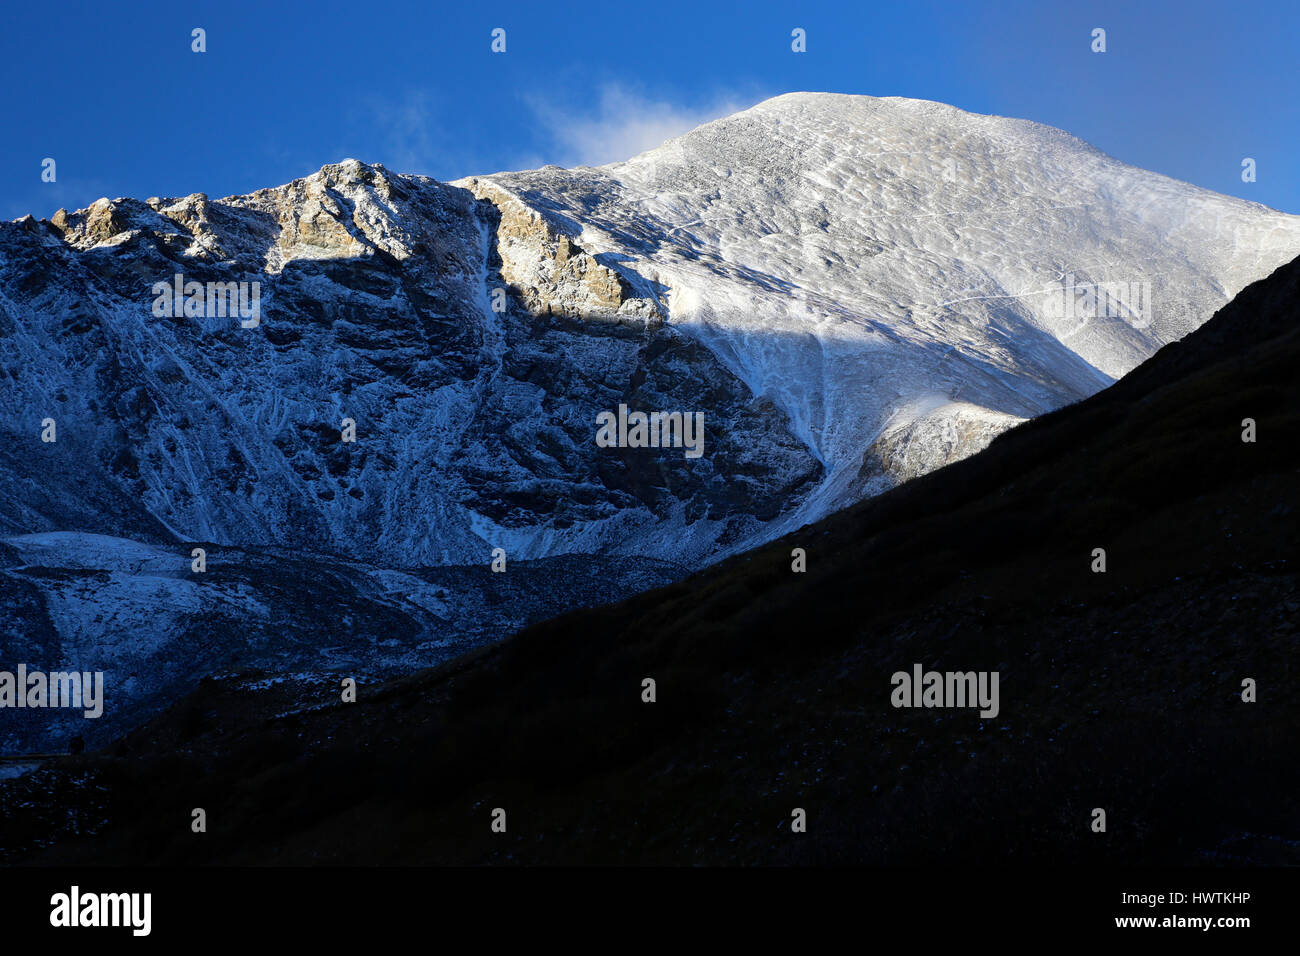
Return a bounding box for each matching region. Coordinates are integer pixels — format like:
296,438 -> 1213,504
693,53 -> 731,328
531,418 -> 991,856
462,91 -> 1300,527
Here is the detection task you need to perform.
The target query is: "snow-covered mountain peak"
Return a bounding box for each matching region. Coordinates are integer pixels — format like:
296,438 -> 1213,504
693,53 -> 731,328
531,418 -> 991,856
6,94 -> 1300,571
464,93 -> 1300,507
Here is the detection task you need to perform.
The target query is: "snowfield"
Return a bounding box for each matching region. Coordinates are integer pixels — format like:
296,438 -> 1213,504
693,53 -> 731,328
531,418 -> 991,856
464,92 -> 1300,537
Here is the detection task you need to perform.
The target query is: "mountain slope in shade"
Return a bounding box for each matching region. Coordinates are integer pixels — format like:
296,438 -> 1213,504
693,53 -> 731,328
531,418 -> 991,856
0,532 -> 683,755
4,251 -> 1293,864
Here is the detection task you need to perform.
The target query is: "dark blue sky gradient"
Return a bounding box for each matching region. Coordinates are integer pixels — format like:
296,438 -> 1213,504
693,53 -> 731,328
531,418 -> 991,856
3,0 -> 1295,219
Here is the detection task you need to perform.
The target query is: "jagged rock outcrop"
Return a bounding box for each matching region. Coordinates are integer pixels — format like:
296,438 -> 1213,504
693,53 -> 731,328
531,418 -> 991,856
0,154 -> 821,569
460,176 -> 662,320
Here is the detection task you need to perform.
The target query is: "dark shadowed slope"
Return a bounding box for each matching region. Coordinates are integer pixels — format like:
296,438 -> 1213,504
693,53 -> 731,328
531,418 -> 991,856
2,254 -> 1298,865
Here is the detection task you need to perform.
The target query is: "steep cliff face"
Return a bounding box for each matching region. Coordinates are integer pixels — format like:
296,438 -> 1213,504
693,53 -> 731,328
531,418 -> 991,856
1,158 -> 820,570
459,176 -> 663,321
3,93 -> 1300,753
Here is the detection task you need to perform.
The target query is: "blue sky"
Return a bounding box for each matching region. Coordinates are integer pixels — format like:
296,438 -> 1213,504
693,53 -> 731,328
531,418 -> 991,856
3,0 -> 1297,220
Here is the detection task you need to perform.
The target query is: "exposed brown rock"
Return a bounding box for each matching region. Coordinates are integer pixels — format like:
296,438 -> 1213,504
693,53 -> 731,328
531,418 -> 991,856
459,175 -> 660,321
83,198 -> 130,244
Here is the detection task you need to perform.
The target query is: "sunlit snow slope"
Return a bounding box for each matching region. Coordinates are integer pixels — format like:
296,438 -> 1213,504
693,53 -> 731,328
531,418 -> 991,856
464,92 -> 1300,532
